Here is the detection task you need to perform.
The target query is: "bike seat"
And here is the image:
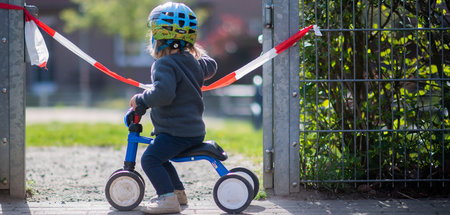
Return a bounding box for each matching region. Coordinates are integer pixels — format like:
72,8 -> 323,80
174,140 -> 228,161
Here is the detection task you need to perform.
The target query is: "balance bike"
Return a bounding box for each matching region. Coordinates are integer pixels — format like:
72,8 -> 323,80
105,109 -> 259,213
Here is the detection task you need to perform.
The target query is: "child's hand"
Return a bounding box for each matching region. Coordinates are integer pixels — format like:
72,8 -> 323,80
129,94 -> 138,110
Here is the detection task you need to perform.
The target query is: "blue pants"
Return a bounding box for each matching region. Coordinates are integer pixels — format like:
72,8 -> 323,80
141,133 -> 204,195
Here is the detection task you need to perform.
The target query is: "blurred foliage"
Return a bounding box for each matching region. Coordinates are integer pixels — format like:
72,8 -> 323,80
299,0 -> 449,190
60,0 -> 207,41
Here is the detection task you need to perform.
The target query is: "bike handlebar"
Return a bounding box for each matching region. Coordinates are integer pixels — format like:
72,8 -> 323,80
133,114 -> 141,124
124,105 -> 147,127
134,104 -> 147,116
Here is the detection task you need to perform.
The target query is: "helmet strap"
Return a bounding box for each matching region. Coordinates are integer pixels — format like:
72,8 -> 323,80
157,43 -> 169,53
151,36 -> 157,52
156,40 -> 187,53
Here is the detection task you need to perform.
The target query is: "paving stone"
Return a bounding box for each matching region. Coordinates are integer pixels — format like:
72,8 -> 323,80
2,198 -> 450,214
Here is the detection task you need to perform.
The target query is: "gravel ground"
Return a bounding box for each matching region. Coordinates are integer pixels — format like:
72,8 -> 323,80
24,108 -> 261,204
25,146 -> 260,204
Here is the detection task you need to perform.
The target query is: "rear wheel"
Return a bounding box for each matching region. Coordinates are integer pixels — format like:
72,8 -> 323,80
229,167 -> 260,199
105,170 -> 145,211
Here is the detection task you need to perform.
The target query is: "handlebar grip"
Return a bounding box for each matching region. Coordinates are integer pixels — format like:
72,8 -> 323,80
135,104 -> 147,116
133,114 -> 141,124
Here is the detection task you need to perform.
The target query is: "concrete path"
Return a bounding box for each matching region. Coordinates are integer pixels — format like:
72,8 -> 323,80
26,107 -> 126,124
25,107 -> 226,127
1,198 -> 450,214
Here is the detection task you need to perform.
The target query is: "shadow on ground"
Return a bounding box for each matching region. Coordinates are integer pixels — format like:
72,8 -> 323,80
0,195 -> 31,215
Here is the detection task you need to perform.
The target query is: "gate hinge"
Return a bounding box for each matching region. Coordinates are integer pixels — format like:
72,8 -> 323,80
265,147 -> 274,172
264,4 -> 273,29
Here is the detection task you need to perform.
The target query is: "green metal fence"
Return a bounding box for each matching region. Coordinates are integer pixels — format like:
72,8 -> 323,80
298,0 -> 450,189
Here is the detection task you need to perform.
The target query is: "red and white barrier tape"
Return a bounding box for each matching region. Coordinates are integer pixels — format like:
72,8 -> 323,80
1,3 -> 321,91
201,25 -> 321,91
1,3 -> 153,90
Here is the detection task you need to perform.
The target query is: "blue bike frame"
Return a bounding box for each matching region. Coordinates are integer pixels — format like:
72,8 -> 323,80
124,132 -> 230,177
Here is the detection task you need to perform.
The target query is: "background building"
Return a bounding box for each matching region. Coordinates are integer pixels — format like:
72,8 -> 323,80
25,0 -> 262,112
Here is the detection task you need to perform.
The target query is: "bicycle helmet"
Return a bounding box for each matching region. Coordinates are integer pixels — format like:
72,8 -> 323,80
147,2 -> 197,51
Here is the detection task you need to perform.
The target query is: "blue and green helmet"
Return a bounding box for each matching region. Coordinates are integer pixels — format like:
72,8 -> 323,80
147,2 -> 198,45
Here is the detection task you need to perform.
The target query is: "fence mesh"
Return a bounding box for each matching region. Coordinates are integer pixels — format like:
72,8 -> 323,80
298,0 -> 450,191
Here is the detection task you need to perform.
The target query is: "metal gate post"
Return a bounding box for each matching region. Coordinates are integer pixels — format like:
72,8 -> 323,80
262,0 -> 274,191
286,0 -> 300,194
0,0 -> 11,194
263,0 -> 300,195
0,0 -> 26,198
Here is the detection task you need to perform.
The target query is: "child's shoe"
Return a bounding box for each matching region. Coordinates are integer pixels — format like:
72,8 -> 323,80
149,190 -> 187,206
140,195 -> 181,214
174,190 -> 188,205
149,195 -> 159,203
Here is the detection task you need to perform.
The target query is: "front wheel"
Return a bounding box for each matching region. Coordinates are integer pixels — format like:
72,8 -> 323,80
105,170 -> 145,211
213,173 -> 253,214
109,168 -> 145,186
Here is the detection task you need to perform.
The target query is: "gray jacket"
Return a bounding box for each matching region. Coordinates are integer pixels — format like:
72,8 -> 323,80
136,52 -> 217,137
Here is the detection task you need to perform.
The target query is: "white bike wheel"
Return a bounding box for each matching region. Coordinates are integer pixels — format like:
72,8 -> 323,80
213,174 -> 253,213
105,170 -> 144,211
229,167 -> 260,199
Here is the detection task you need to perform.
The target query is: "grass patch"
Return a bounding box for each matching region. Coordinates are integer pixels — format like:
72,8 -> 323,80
255,190 -> 268,200
27,122 -> 135,148
26,119 -> 262,163
205,119 -> 263,163
26,180 -> 38,198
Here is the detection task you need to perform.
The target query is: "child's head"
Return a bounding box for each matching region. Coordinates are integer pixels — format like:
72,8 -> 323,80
147,2 -> 204,59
